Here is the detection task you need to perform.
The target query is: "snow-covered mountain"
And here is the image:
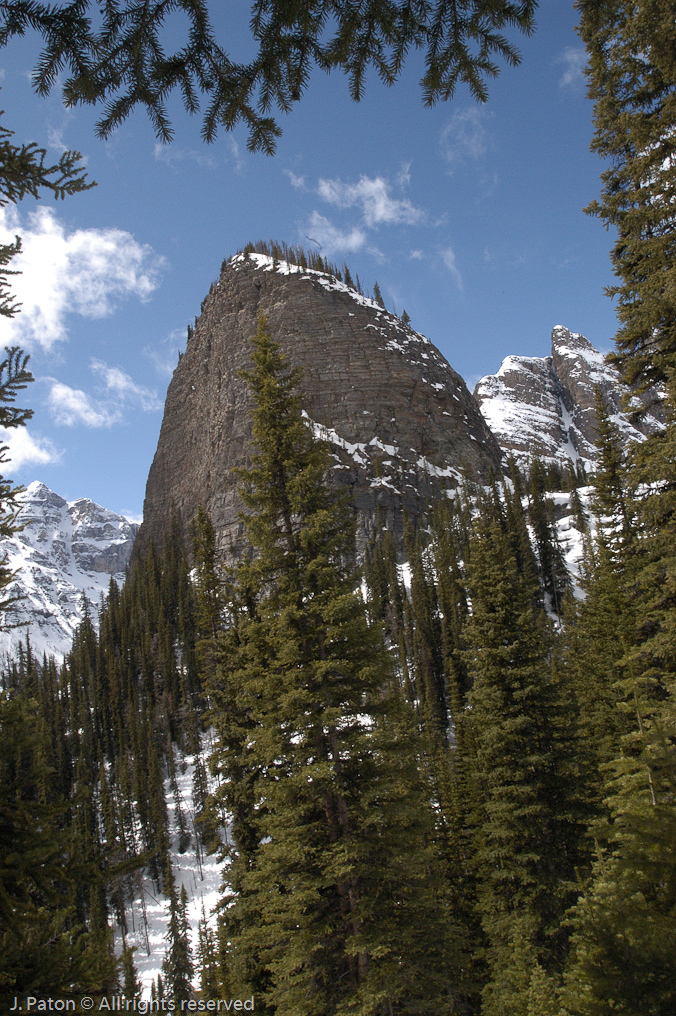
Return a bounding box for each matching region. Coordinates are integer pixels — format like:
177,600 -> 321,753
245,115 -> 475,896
0,481 -> 138,661
474,325 -> 665,473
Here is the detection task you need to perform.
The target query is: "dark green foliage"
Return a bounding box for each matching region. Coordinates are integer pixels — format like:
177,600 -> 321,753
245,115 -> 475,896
460,499 -> 590,1015
121,940 -> 142,999
372,280 -> 385,308
579,0 -> 676,394
1,1 -> 537,153
0,503 -> 207,1001
527,482 -> 569,616
207,314 -> 460,1014
163,881 -> 194,1003
0,691 -> 117,1005
591,388 -> 633,552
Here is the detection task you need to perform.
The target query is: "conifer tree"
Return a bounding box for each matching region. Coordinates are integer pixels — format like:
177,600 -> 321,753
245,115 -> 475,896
0,692 -> 117,1006
197,903 -> 219,998
579,0 -> 676,394
372,280 -> 385,308
207,314 -> 460,1015
121,940 -> 142,999
163,881 -> 194,1004
462,505 -> 589,1016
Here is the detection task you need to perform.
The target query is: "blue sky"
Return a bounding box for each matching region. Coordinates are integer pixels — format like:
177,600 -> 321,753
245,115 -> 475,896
0,5 -> 619,520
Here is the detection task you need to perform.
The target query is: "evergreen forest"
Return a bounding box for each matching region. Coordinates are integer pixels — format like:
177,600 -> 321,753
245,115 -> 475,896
1,1 -> 676,1013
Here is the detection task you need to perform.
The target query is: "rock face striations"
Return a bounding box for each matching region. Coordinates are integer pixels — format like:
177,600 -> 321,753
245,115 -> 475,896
474,325 -> 665,473
137,253 -> 502,561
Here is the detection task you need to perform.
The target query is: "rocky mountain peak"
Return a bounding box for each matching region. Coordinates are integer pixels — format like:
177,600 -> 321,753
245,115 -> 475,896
135,251 -> 503,562
0,481 -> 137,660
473,325 -> 665,473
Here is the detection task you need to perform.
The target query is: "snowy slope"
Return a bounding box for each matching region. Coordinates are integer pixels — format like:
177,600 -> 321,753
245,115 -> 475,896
118,740 -> 224,999
474,325 -> 665,473
0,481 -> 138,660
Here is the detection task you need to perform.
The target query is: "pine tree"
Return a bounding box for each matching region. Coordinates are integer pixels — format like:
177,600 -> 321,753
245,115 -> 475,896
207,314 -> 460,1015
462,508 -> 589,1016
163,880 -> 194,1004
578,0 -> 676,394
372,280 -> 385,308
121,940 -> 142,999
196,903 -> 219,998
0,691 -> 117,1006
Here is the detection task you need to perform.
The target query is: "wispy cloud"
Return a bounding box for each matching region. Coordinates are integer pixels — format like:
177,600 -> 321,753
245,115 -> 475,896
305,212 -> 366,255
228,138 -> 246,175
557,47 -> 587,89
317,175 -> 424,227
0,426 -> 60,468
90,360 -> 162,411
440,108 -> 489,167
145,327 -> 186,378
396,162 -> 412,188
153,143 -> 215,169
441,247 -> 463,290
285,169 -> 306,189
48,360 -> 162,428
0,206 -> 166,351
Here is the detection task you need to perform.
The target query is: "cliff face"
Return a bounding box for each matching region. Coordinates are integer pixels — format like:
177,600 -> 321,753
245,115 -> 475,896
137,253 -> 502,560
474,325 -> 665,473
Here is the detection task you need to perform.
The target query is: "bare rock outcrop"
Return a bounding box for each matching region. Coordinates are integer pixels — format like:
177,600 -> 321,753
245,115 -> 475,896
136,253 -> 502,561
473,325 -> 665,473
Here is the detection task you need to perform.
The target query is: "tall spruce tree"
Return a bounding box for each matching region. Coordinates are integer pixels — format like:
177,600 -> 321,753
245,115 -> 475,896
578,0 -> 676,394
163,880 -> 194,1004
560,10 -> 676,1008
461,496 -> 589,1016
207,314 -> 460,1015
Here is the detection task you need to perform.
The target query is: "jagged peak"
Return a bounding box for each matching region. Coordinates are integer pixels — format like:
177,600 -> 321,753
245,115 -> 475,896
551,325 -> 607,365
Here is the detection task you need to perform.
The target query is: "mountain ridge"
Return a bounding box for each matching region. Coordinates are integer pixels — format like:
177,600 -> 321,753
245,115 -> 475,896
474,324 -> 665,473
0,480 -> 137,660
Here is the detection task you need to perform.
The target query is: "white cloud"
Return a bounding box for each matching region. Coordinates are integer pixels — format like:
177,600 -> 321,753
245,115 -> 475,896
440,108 -> 489,166
305,212 -> 366,255
441,247 -> 463,290
285,169 -> 306,189
409,249 -> 424,260
317,175 -> 424,227
47,359 -> 161,428
48,381 -> 118,428
0,427 -> 60,469
0,205 -> 166,350
557,47 -> 587,88
90,359 -> 162,411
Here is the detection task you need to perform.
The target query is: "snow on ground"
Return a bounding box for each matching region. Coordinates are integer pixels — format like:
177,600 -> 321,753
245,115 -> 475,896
551,486 -> 595,600
117,736 -> 225,999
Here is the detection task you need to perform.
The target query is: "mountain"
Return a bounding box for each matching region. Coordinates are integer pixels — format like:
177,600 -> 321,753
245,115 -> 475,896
135,251 -> 502,562
3,288 -> 661,660
473,325 -> 665,473
0,481 -> 138,660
